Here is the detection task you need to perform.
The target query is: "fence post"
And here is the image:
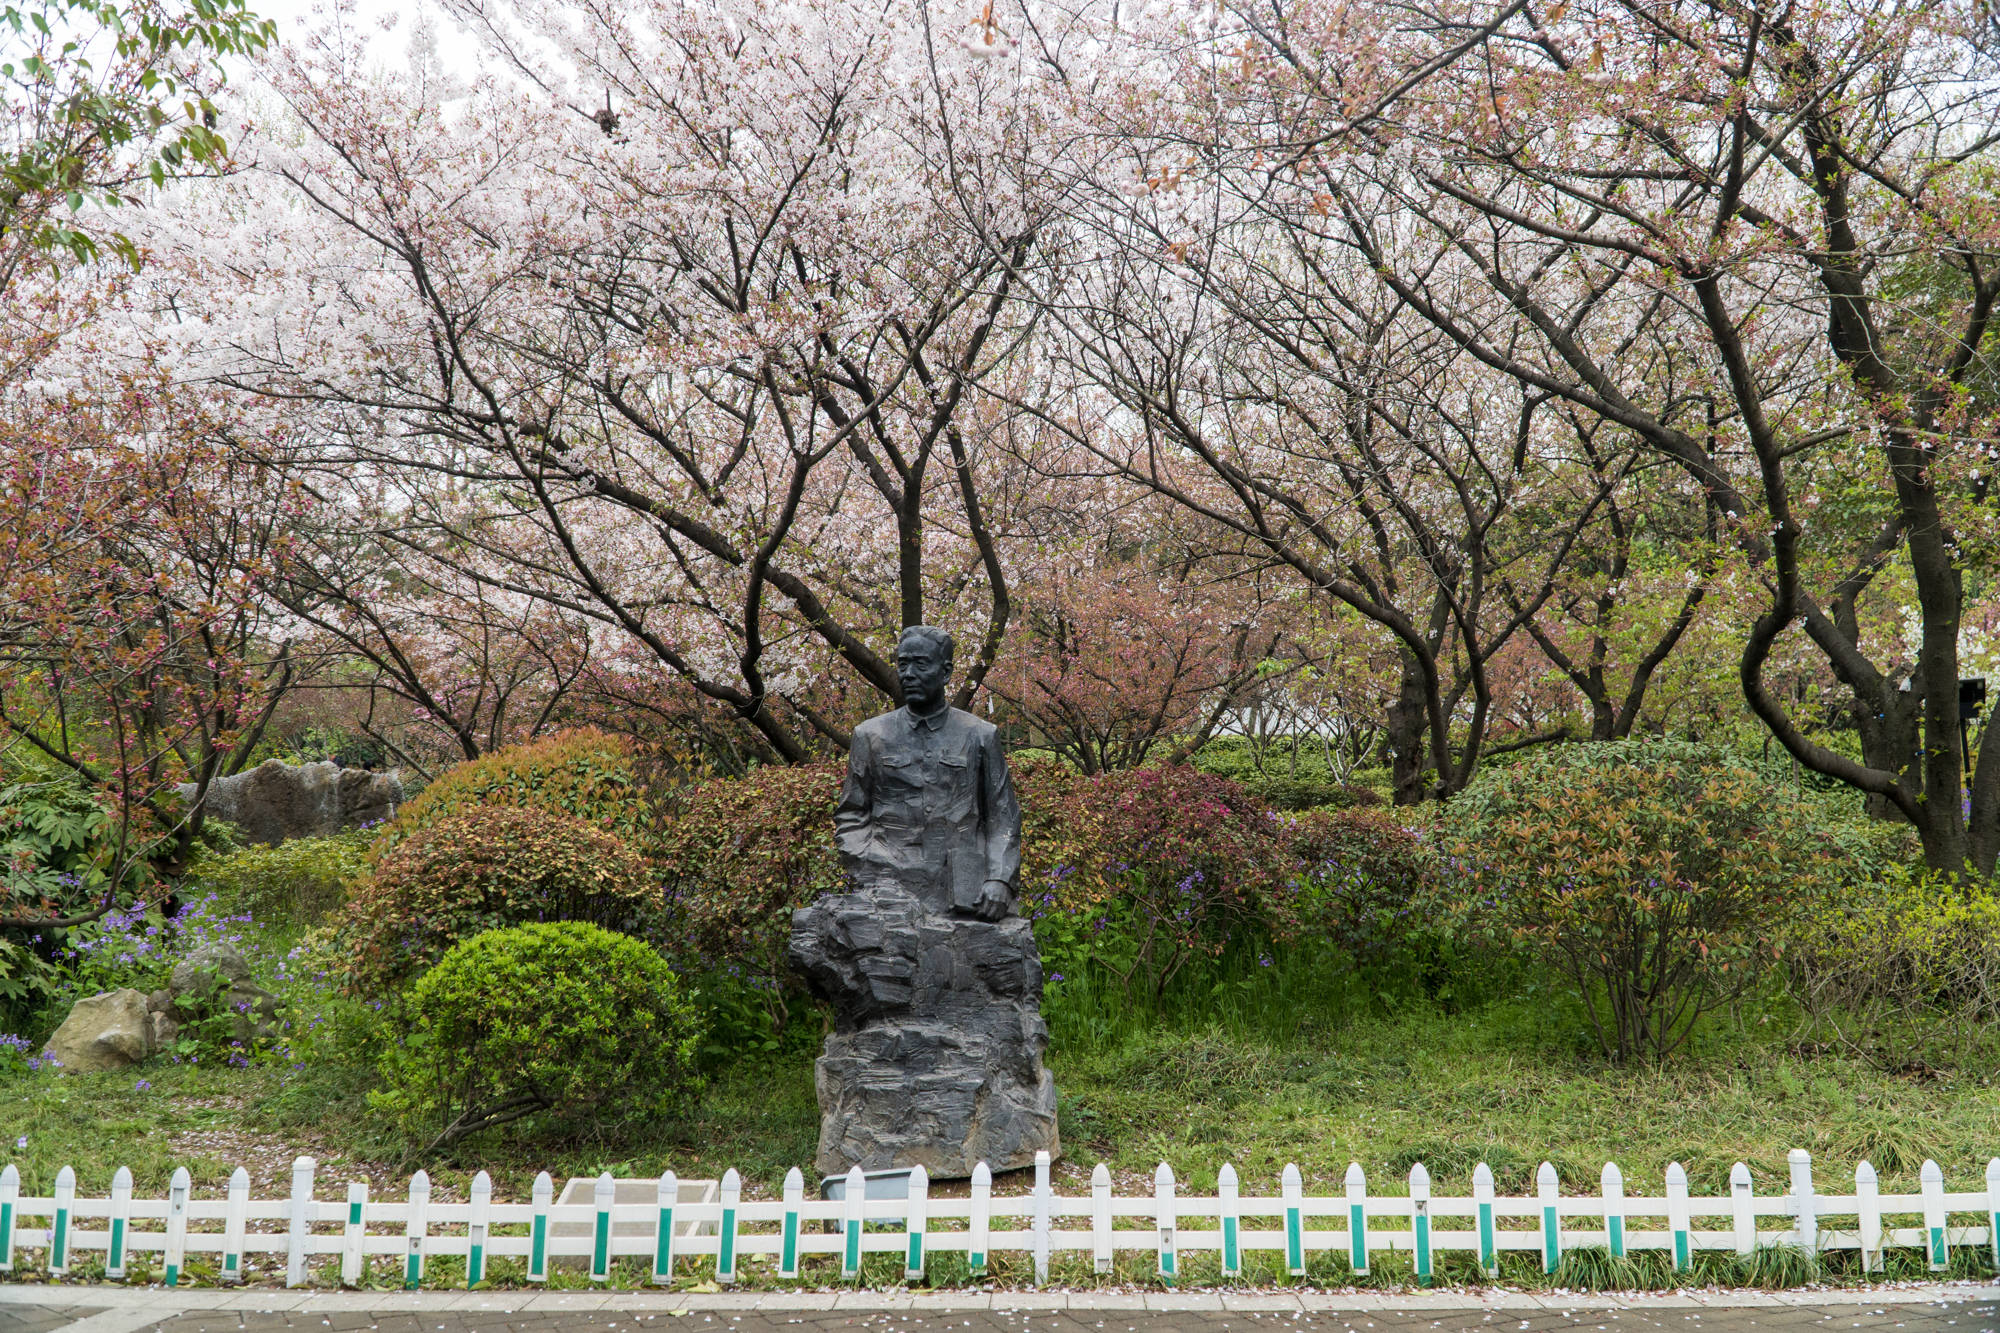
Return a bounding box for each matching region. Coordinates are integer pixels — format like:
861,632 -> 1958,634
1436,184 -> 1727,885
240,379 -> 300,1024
341,1180 -> 368,1287
0,1163 -> 15,1272
221,1166 -> 249,1282
49,1166 -> 73,1277
1282,1163 -> 1305,1276
1033,1150 -> 1053,1286
1537,1162 -> 1560,1276
1921,1160 -> 1948,1271
405,1170 -> 429,1290
1409,1163 -> 1432,1288
526,1171 -> 552,1283
1218,1163 -> 1241,1279
1473,1162 -> 1497,1279
164,1167 -> 190,1288
466,1171 -> 491,1288
1729,1163 -> 1754,1259
106,1167 -> 132,1281
1666,1162 -> 1691,1273
905,1165 -> 928,1283
1600,1162 -> 1625,1258
1855,1161 -> 1882,1274
1091,1163 -> 1112,1276
842,1164 -> 866,1281
654,1170 -> 679,1285
591,1172 -> 615,1283
1154,1162 -> 1177,1285
1343,1163 -> 1368,1276
1788,1149 -> 1816,1256
778,1167 -> 803,1280
1986,1159 -> 2000,1276
285,1156 -> 316,1289
716,1168 -> 741,1285
968,1162 -> 991,1276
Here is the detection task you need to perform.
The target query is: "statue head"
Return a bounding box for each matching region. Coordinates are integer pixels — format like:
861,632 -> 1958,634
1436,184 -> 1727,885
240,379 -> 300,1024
896,626 -> 954,713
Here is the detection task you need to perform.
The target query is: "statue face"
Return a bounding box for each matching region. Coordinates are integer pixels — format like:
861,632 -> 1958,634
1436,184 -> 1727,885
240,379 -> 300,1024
897,639 -> 951,712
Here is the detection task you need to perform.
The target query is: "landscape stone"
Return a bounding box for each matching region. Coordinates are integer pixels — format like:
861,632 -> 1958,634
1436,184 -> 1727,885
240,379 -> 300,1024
150,1010 -> 181,1049
44,988 -> 154,1071
169,942 -> 254,996
176,759 -> 403,846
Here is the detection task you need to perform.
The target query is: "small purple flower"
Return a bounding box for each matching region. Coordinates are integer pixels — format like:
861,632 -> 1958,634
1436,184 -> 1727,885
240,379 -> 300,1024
12,1135 -> 23,1150
134,1079 -> 151,1092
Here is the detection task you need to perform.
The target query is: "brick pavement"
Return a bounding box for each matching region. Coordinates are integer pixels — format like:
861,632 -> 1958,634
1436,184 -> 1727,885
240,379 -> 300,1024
124,1300 -> 2000,1333
0,1289 -> 1991,1333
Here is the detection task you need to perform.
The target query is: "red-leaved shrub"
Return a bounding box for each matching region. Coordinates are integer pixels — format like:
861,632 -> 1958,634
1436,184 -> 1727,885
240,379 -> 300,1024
340,804 -> 654,992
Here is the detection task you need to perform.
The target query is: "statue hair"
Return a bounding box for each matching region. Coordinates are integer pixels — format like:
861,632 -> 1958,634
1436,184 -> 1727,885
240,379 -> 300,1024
897,625 -> 954,665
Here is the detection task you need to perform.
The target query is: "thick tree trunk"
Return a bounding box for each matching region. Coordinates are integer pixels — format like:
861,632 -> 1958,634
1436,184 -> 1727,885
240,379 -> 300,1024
1386,650 -> 1430,805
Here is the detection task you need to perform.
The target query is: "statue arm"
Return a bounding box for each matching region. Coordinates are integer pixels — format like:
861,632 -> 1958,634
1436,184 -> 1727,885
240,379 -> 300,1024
833,730 -> 873,865
980,730 -> 1022,890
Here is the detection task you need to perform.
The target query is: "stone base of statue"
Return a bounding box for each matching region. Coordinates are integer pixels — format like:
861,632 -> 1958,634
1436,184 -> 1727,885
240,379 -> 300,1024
787,886 -> 1060,1180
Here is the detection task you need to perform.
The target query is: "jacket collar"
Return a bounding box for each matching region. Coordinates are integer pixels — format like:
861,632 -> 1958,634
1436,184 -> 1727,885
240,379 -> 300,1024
902,702 -> 952,732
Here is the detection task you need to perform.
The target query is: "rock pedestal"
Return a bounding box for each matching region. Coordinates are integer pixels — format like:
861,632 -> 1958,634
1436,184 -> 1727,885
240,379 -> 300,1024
788,887 -> 1059,1179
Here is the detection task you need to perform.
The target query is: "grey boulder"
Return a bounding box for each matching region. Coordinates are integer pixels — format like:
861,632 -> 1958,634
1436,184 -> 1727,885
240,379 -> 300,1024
789,887 -> 1059,1180
178,759 -> 403,847
169,941 -> 254,996
44,988 -> 154,1071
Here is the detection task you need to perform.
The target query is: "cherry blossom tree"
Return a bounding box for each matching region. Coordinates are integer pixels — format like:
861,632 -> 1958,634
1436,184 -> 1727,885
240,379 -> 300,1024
150,0 -> 1087,762
1226,0 -> 2000,866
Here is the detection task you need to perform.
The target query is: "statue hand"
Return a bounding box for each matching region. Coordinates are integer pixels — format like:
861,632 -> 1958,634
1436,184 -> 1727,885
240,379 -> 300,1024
970,879 -> 1011,921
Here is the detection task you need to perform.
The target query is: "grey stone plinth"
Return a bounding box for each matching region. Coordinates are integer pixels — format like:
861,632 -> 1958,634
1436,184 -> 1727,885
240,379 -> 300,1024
789,887 -> 1059,1180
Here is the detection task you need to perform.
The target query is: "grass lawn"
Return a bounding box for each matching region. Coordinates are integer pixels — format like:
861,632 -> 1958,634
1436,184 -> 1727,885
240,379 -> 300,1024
6,988 -> 1997,1257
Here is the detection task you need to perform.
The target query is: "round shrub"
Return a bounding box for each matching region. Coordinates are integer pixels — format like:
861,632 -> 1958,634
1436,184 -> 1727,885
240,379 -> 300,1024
373,921 -> 702,1152
655,761 -> 846,1029
340,805 -> 653,992
1437,740 -> 1841,1062
373,728 -> 646,859
1021,761 -> 1307,997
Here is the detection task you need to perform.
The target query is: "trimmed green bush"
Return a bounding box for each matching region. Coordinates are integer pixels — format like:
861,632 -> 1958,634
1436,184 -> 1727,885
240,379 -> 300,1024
1437,740 -> 1841,1062
339,805 -> 654,992
372,921 -> 702,1153
373,728 -> 646,858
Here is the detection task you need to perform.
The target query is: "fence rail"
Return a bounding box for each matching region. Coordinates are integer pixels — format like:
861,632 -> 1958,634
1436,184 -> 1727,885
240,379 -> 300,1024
1,1152 -> 1997,1288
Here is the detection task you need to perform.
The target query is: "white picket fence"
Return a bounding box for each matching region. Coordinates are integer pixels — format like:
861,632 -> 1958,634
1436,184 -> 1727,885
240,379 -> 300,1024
2,1151 -> 1998,1289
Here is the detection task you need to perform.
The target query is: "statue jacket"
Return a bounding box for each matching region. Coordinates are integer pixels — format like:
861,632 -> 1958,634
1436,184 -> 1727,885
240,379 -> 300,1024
833,704 -> 1023,915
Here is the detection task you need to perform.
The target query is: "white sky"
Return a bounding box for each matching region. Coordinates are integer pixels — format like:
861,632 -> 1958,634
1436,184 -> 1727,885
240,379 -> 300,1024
240,0 -> 486,77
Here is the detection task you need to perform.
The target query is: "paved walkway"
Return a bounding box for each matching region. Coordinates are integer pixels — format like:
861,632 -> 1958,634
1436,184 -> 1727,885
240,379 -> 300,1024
0,1285 -> 1990,1333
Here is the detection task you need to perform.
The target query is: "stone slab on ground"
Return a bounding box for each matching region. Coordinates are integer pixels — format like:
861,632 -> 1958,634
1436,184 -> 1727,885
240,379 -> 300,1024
547,1177 -> 721,1267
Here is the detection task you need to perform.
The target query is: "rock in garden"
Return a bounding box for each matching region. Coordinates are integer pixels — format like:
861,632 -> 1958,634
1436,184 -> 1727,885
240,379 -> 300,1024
177,759 -> 404,847
44,988 -> 154,1071
786,626 -> 1059,1180
169,941 -> 254,996
223,979 -> 283,1044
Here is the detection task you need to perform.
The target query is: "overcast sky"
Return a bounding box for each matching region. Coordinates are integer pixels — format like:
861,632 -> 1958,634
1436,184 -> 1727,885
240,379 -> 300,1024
243,0 -> 485,77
